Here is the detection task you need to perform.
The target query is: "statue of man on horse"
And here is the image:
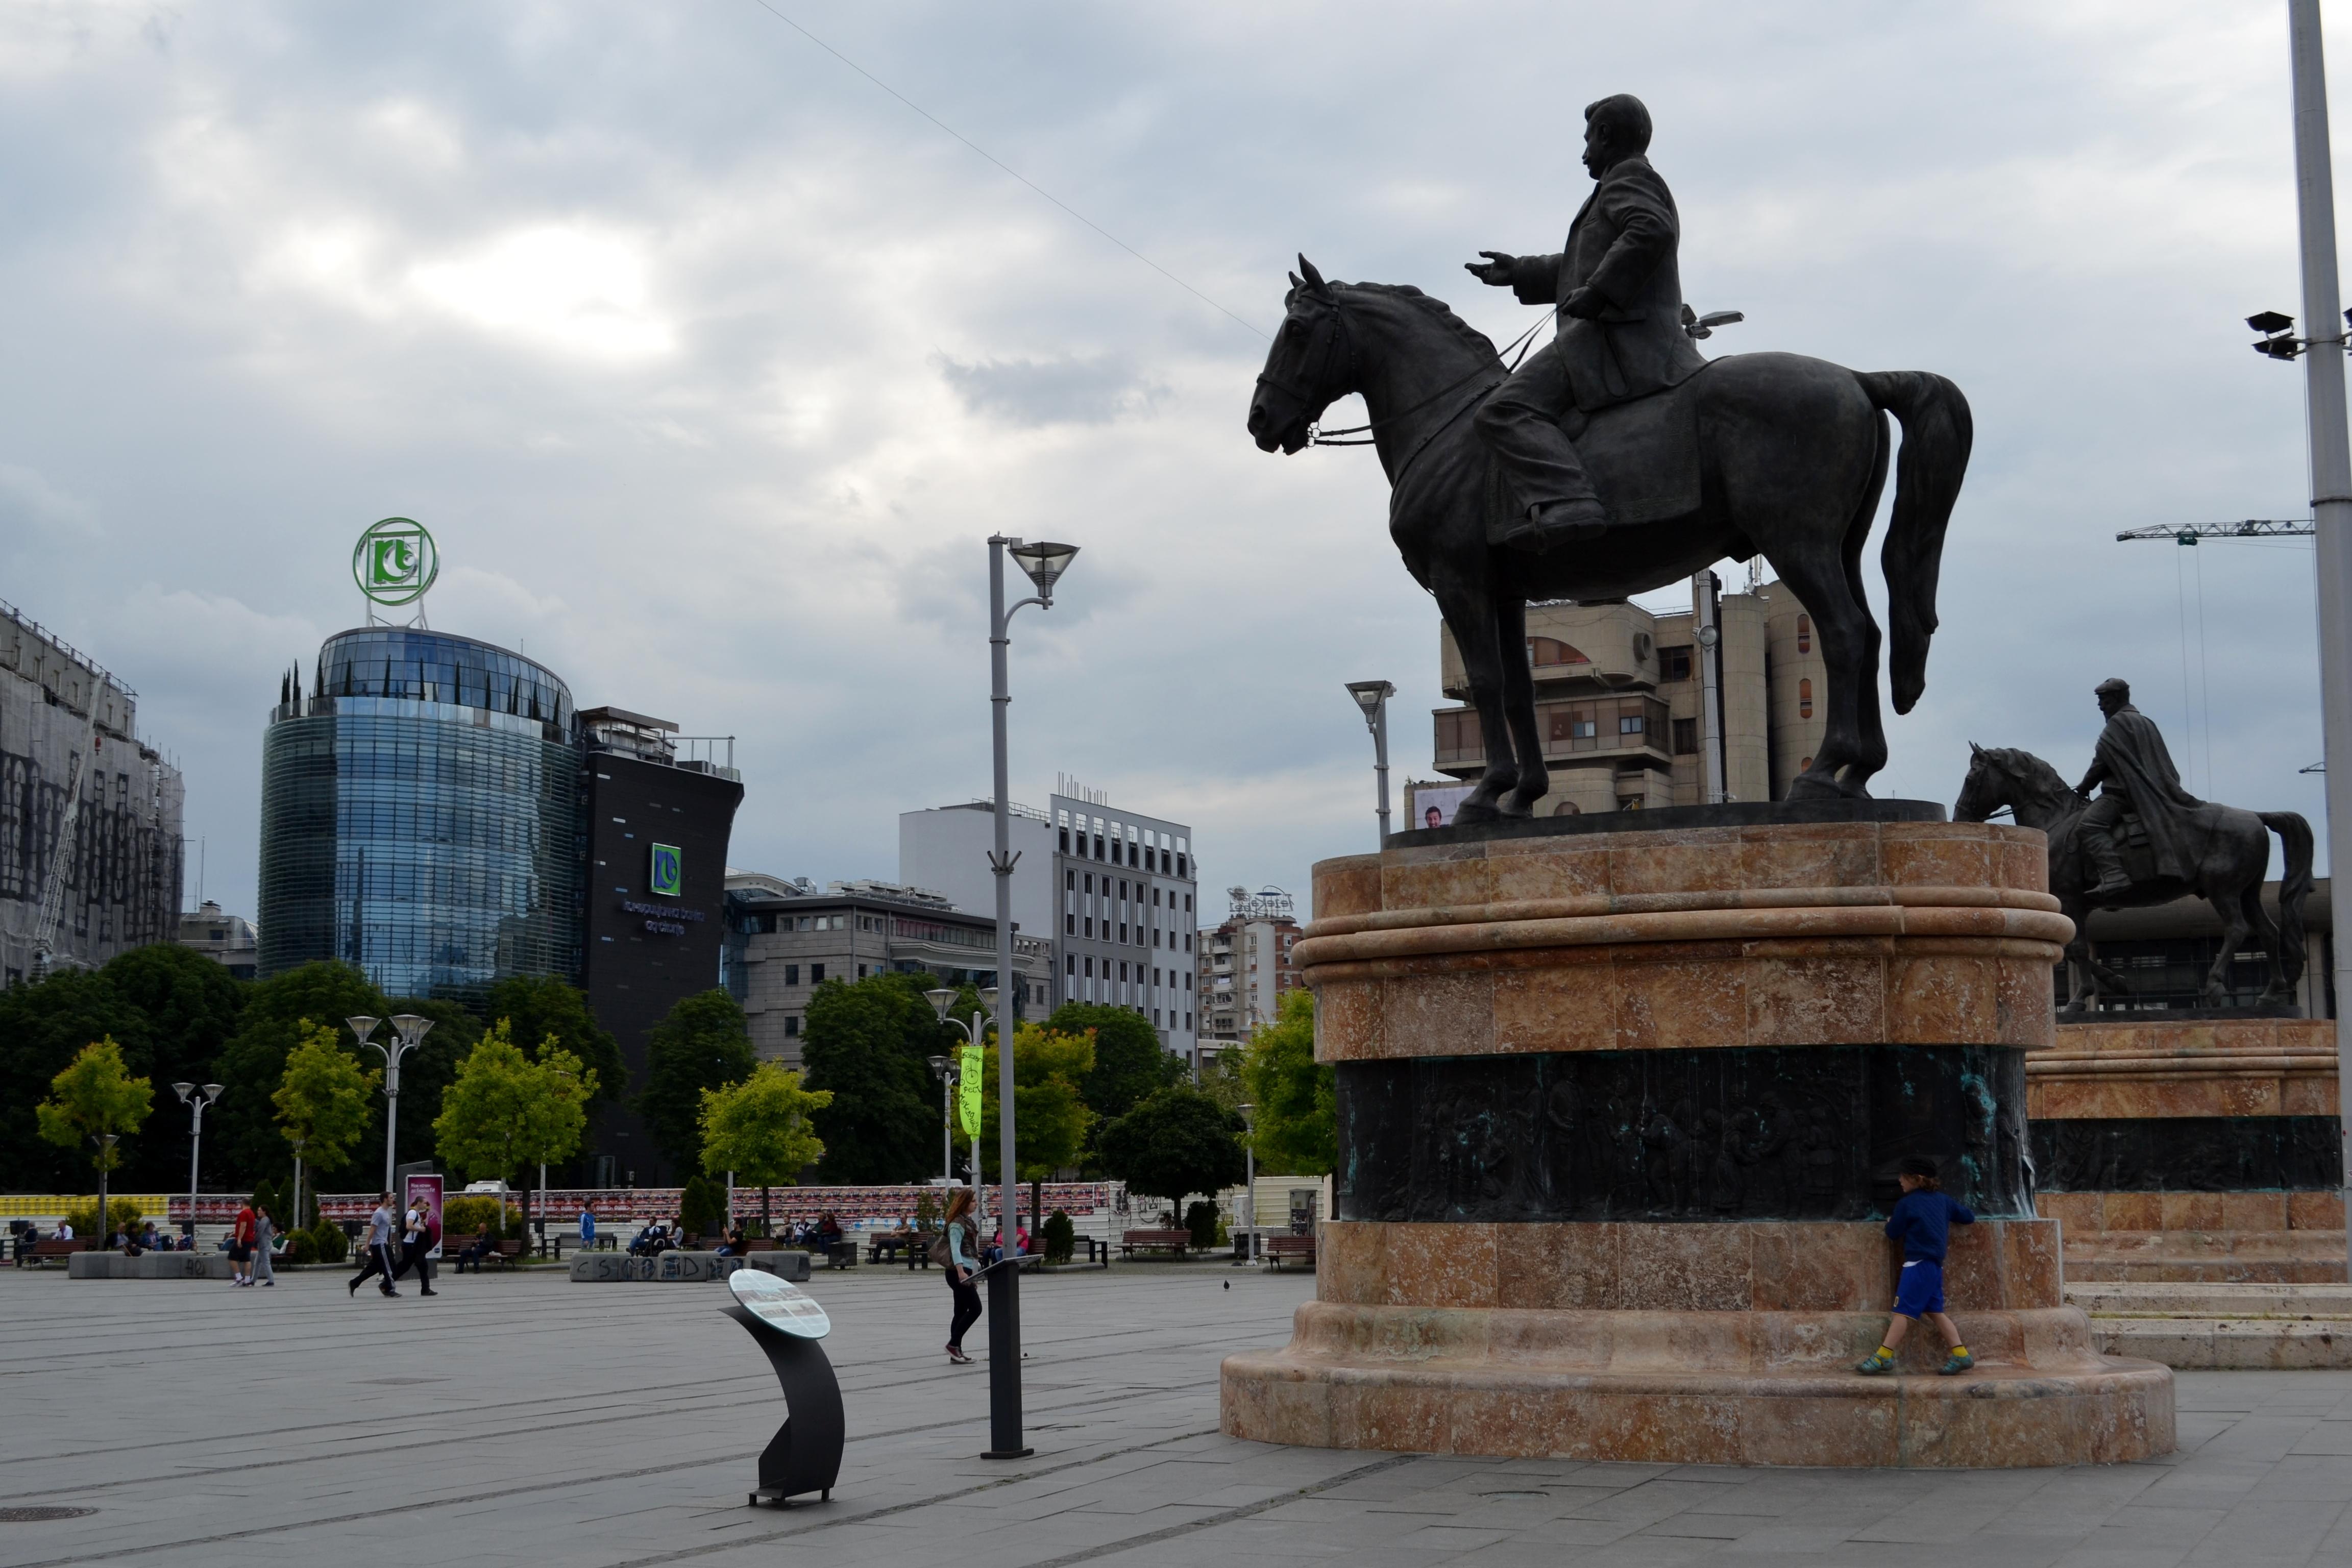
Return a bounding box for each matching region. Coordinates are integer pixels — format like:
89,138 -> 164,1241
1461,93 -> 1708,552
2073,677 -> 2204,901
1952,689 -> 2314,1015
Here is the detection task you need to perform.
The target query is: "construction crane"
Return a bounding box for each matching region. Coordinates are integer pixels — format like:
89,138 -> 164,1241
2115,518 -> 2314,544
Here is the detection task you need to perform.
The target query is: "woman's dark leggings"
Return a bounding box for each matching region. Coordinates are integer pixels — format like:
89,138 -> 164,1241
947,1270 -> 983,1350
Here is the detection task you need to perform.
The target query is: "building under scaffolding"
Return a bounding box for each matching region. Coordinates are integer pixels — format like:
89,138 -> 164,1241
0,600 -> 183,983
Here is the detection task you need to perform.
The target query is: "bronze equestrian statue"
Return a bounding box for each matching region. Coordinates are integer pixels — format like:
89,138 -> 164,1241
1952,680 -> 2314,1015
1245,93 -> 1972,819
1465,94 -> 1709,551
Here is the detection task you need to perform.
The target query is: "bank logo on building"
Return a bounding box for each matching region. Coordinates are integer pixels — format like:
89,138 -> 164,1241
650,843 -> 683,897
353,518 -> 439,607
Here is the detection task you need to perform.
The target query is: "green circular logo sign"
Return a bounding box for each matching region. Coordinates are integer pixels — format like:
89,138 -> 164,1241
353,518 -> 439,607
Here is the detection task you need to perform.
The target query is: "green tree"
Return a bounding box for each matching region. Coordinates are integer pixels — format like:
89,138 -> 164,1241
1050,1002 -> 1182,1120
639,990 -> 756,1181
1096,1085 -> 1246,1220
700,1063 -> 831,1235
485,975 -> 624,1106
272,1021 -> 381,1225
1238,990 -> 1333,1174
432,1023 -> 597,1240
977,1022 -> 1094,1234
799,971 -> 941,1182
100,944 -> 248,1187
0,969 -> 152,1190
374,997 -> 485,1175
209,962 -> 389,1189
36,1039 -> 154,1239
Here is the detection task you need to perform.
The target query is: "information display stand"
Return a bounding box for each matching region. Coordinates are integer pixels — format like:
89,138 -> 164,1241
721,1270 -> 843,1507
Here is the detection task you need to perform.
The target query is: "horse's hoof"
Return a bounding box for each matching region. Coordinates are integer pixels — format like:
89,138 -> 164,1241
1452,800 -> 1504,826
1784,774 -> 1842,802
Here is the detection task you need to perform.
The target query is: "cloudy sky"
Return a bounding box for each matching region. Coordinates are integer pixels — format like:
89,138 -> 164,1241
0,1 -> 2338,925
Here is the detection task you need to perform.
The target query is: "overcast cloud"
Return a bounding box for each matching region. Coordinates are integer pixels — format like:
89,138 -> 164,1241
0,1 -> 2337,925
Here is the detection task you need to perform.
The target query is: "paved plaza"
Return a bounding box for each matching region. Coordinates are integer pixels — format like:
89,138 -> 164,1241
4,1262 -> 2350,1567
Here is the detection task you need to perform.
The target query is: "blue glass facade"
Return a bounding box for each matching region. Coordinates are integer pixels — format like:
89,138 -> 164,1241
257,629 -> 583,998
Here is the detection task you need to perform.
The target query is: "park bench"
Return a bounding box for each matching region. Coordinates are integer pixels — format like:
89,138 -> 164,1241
443,1234 -> 522,1272
25,1238 -> 89,1268
868,1232 -> 936,1269
1120,1229 -> 1193,1259
1264,1235 -> 1317,1270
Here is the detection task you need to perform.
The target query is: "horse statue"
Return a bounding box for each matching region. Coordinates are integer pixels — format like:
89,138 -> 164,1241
1246,257 -> 1971,820
1951,744 -> 2314,1015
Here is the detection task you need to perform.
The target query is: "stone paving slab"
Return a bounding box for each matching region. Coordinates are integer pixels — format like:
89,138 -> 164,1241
4,1260 -> 2350,1565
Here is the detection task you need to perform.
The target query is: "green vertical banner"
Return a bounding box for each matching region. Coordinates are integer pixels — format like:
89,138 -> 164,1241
958,1043 -> 984,1139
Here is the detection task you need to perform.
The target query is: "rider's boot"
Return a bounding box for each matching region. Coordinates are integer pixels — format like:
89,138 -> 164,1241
2085,835 -> 2132,901
1496,495 -> 1615,552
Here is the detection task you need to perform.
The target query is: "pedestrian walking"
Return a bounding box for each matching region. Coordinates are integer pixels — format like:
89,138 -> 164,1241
934,1187 -> 983,1364
251,1204 -> 277,1287
1856,1157 -> 1977,1376
228,1199 -> 258,1287
394,1195 -> 439,1297
349,1192 -> 401,1298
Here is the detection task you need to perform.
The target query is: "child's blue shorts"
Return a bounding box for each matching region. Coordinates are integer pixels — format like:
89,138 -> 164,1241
1894,1259 -> 1946,1317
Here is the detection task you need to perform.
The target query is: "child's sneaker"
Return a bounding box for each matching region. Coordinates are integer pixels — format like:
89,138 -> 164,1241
1939,1349 -> 1974,1376
1854,1349 -> 1896,1376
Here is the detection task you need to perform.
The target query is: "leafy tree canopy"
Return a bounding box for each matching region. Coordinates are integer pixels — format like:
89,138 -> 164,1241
1048,1002 -> 1181,1120
978,1023 -> 1095,1182
0,969 -> 154,1190
209,962 -> 389,1189
799,971 -> 947,1183
36,1037 -> 155,1179
100,942 -> 247,1086
485,974 -> 623,1106
639,989 -> 756,1180
1096,1085 -> 1246,1207
1238,989 -> 1333,1175
272,1021 -> 381,1176
432,1022 -> 595,1233
700,1063 -> 830,1187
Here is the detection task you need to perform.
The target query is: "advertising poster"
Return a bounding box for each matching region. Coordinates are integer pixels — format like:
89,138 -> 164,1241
958,1043 -> 984,1139
404,1174 -> 445,1260
1408,782 -> 1476,830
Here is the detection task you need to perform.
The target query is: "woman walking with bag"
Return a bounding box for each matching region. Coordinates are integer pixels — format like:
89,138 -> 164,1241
934,1188 -> 983,1364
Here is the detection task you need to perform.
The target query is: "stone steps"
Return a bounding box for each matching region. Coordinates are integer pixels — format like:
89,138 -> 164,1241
2066,1281 -> 2352,1368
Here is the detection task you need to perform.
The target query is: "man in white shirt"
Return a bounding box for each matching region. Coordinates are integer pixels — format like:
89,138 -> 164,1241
348,1193 -> 400,1298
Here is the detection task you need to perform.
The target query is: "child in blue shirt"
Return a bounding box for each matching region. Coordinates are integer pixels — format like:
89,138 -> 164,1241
1856,1156 -> 1976,1376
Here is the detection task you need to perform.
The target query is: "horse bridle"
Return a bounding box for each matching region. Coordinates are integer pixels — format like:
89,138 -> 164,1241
1251,290 -> 1356,429
1256,284 -> 1545,452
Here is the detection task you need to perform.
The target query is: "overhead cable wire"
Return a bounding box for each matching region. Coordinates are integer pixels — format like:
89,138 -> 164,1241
744,0 -> 1269,340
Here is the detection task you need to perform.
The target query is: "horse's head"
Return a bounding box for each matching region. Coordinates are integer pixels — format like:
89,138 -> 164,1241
1953,742 -> 2004,823
1248,255 -> 1352,455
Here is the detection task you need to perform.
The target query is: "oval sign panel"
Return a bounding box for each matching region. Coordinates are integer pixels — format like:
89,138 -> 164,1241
353,518 -> 440,607
728,1266 -> 831,1339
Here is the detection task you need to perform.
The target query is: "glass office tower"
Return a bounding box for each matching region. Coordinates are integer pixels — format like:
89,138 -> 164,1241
257,628 -> 583,997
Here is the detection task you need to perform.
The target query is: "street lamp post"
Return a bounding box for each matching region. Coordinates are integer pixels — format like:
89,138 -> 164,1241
2283,0 -> 2352,1283
982,534 -> 1077,1463
927,1054 -> 957,1184
171,1081 -> 224,1234
1238,1102 -> 1256,1265
289,1136 -> 308,1233
351,1014 -> 435,1194
1344,681 -> 1396,846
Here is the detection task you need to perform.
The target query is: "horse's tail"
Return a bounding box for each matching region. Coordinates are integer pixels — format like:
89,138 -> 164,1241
1855,371 -> 1973,714
2261,810 -> 2316,989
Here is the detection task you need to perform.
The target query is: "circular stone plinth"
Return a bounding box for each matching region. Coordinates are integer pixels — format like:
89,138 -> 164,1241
1221,817 -> 2174,1467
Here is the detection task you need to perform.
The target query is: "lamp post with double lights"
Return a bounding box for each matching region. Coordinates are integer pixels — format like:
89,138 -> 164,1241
926,1053 -> 959,1185
1344,680 -> 1396,846
983,534 -> 1079,1462
350,1013 -> 435,1193
171,1081 -> 223,1233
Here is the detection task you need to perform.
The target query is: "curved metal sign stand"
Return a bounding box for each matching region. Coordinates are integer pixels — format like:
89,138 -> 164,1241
722,1269 -> 843,1507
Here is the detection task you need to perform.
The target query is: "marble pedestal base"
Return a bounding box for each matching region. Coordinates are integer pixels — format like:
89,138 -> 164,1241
1222,1220 -> 2172,1466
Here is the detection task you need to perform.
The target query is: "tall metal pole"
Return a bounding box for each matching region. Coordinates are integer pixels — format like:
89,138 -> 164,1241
1693,570 -> 1727,803
1371,699 -> 1392,845
984,535 -> 1031,1459
2287,0 -> 2352,1284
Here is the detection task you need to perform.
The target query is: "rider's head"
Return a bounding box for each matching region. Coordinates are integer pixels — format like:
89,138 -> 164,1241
2094,677 -> 2130,717
1582,95 -> 1652,177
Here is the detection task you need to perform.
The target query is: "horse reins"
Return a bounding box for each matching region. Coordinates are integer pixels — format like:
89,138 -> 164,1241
1271,289 -> 1552,450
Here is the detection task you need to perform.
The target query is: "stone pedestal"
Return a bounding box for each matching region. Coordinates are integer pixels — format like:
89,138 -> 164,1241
2031,1017 -> 2344,1283
1220,808 -> 2175,1467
